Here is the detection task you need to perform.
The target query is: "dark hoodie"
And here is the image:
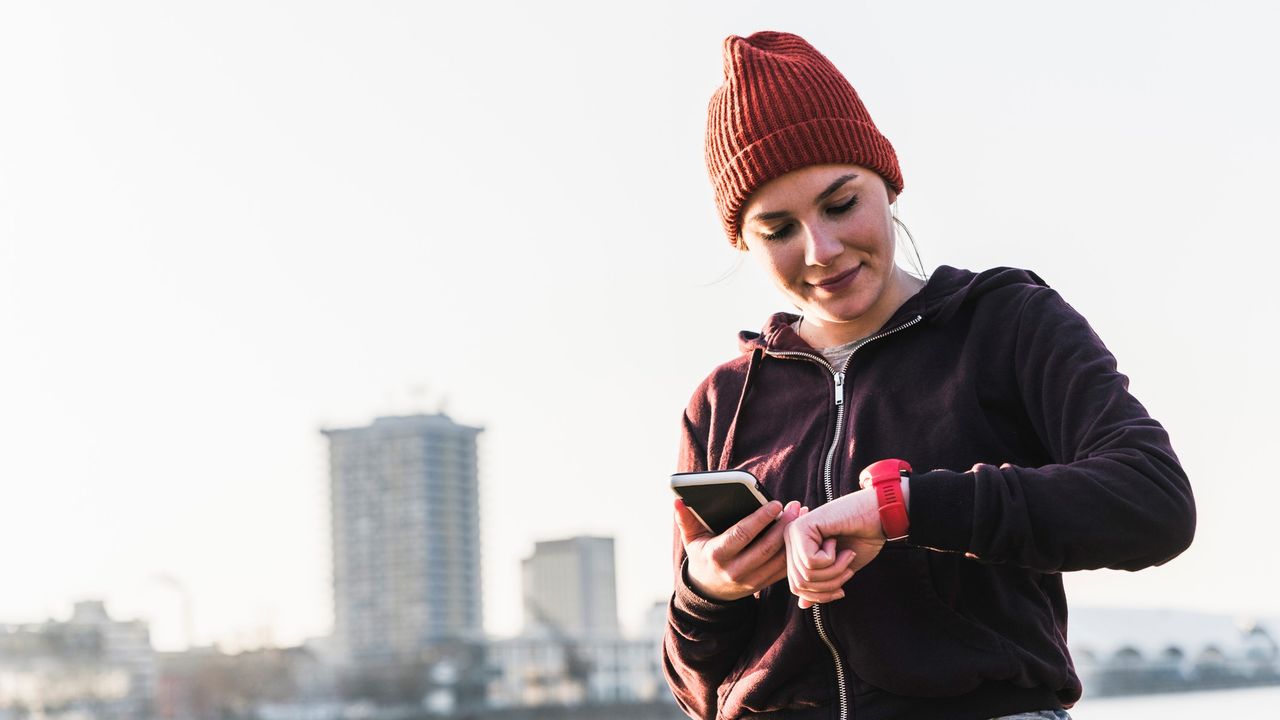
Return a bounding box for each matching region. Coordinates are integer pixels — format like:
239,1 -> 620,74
663,266 -> 1195,720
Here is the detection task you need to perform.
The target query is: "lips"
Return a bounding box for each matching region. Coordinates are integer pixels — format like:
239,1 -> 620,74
812,265 -> 861,289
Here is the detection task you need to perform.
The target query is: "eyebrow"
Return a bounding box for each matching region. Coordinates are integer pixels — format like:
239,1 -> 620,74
747,173 -> 860,224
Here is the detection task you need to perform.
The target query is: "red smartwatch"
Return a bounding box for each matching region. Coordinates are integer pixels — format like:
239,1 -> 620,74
858,459 -> 912,541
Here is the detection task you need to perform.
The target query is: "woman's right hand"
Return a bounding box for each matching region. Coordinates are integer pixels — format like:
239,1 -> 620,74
675,498 -> 803,602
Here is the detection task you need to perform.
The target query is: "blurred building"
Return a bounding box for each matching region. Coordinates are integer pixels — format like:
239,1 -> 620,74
1070,607 -> 1280,695
153,644 -> 336,720
487,536 -> 667,709
0,600 -> 155,720
323,413 -> 484,666
522,536 -> 619,640
486,635 -> 666,709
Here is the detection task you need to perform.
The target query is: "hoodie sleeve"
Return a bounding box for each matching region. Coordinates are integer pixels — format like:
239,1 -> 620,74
662,404 -> 758,719
907,286 -> 1196,573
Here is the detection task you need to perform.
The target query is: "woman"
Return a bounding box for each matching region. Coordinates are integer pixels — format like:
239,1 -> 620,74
664,31 -> 1195,720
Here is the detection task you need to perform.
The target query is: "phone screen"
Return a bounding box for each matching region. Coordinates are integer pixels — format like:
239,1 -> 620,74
675,481 -> 767,535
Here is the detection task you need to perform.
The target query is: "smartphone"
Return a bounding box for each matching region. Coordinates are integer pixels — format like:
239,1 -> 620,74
670,469 -> 773,535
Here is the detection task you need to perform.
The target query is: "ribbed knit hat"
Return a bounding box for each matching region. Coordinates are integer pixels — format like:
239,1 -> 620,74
706,31 -> 903,245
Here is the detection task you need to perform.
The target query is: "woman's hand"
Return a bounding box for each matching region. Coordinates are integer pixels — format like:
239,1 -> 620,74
783,489 -> 886,608
675,498 -> 803,602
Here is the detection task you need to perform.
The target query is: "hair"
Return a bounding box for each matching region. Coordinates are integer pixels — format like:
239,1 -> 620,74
892,208 -> 928,281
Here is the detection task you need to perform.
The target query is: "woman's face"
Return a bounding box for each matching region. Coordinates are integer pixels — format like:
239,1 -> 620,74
739,164 -> 904,340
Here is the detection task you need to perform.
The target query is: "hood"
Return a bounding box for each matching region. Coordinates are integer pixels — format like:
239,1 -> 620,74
738,265 -> 1049,354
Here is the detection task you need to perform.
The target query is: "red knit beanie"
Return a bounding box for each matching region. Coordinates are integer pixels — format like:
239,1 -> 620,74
706,31 -> 904,245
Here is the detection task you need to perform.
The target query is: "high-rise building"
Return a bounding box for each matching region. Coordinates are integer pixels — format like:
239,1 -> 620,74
521,536 -> 619,640
324,414 -> 483,664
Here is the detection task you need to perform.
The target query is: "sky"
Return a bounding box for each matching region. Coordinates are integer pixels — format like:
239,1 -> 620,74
1,1 -> 1278,651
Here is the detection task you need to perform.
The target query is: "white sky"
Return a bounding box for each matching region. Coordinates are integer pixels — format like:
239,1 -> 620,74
2,1 -> 1277,652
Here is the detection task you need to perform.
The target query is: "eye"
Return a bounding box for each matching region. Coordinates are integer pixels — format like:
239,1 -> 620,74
758,223 -> 794,242
826,195 -> 859,215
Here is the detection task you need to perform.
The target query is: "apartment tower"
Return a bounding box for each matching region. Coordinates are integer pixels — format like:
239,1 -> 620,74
324,414 -> 483,663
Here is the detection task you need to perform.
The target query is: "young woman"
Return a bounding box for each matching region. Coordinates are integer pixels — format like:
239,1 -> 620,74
663,31 -> 1195,720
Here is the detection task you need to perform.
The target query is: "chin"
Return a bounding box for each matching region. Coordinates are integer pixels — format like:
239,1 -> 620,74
811,301 -> 874,324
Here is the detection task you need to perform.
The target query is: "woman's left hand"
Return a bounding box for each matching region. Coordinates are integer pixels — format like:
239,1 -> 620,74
783,489 -> 886,608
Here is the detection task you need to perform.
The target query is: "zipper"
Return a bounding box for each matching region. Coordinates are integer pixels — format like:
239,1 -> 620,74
765,314 -> 923,720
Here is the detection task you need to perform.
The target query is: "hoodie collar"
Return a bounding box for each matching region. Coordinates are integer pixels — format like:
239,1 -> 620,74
737,265 -> 1048,355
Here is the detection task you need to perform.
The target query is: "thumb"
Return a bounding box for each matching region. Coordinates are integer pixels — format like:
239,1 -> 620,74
674,498 -> 712,545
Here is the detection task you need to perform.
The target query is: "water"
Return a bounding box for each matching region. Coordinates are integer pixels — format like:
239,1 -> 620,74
1070,686 -> 1280,718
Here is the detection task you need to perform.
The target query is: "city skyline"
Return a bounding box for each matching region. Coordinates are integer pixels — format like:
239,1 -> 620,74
6,597 -> 1278,717
3,1 -> 1278,651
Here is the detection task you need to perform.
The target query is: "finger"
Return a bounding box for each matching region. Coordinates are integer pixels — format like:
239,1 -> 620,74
793,561 -> 847,608
794,585 -> 842,602
760,552 -> 789,587
796,586 -> 846,608
741,551 -> 788,592
793,565 -> 855,593
787,547 -> 805,601
794,549 -> 856,583
726,515 -> 792,593
735,501 -> 801,567
785,527 -> 831,592
750,500 -> 801,551
793,527 -> 838,572
798,532 -> 839,571
783,515 -> 811,568
711,500 -> 783,557
820,537 -> 837,562
785,524 -> 806,592
673,498 -> 712,546
1000,462 -> 1012,469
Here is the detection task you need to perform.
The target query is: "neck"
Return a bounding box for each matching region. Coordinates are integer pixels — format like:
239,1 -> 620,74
801,268 -> 925,348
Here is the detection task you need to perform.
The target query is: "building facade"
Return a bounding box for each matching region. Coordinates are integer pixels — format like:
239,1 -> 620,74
522,536 -> 619,641
324,414 -> 484,665
1070,607 -> 1280,696
0,600 -> 155,720
486,635 -> 667,709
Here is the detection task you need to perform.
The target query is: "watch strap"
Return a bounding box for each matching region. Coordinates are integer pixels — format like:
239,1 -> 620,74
859,459 -> 912,541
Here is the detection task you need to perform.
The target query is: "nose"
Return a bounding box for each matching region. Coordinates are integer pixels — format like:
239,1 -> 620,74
804,225 -> 843,267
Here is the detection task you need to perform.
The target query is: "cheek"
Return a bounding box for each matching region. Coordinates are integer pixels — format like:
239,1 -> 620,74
861,215 -> 897,255
750,246 -> 802,286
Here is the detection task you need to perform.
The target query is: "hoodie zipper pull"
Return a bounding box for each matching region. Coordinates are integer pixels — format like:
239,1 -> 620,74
833,371 -> 845,406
